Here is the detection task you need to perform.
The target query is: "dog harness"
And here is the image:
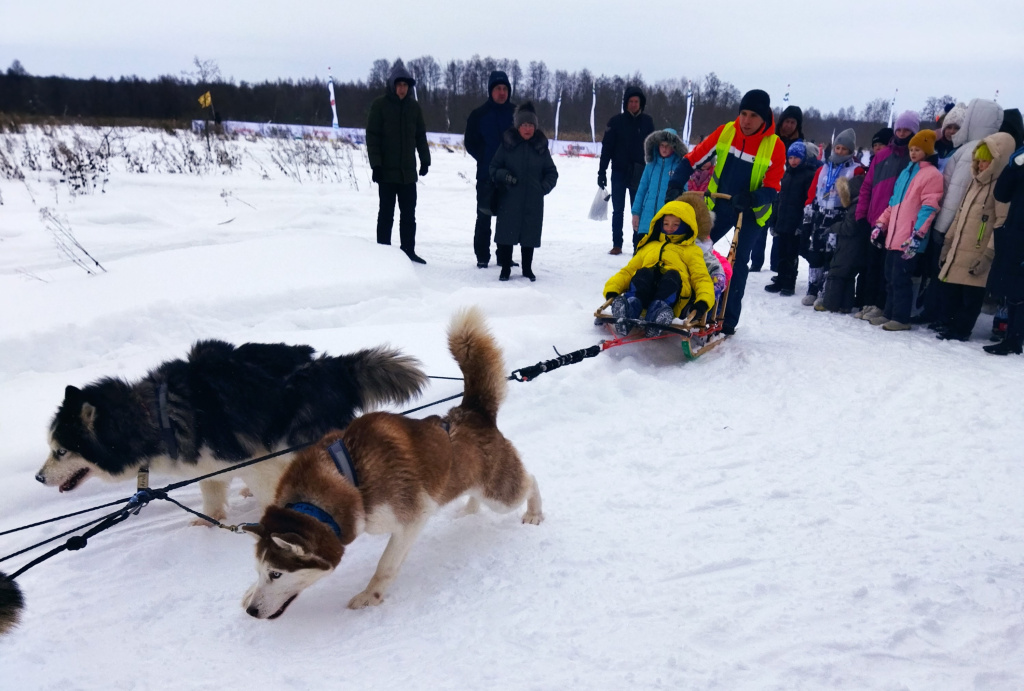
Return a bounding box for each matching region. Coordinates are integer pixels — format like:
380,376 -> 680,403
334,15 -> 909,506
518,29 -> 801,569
285,502 -> 342,539
326,439 -> 359,487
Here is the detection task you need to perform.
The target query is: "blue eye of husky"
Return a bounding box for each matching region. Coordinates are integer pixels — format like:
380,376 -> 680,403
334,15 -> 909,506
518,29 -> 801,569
269,571 -> 282,580
55,448 -> 67,457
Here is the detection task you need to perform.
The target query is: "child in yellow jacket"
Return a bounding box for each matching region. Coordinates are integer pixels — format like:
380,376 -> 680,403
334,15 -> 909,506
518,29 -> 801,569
604,199 -> 716,337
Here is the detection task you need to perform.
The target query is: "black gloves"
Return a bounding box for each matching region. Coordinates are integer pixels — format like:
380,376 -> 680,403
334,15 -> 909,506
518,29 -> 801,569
693,300 -> 711,318
371,168 -> 380,183
419,164 -> 429,177
731,190 -> 754,211
857,218 -> 872,235
597,170 -> 607,189
605,292 -> 618,299
504,172 -> 518,186
664,185 -> 683,204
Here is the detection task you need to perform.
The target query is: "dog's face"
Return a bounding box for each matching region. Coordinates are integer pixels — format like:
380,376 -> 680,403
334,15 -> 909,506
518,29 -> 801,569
38,386 -> 116,492
242,525 -> 337,620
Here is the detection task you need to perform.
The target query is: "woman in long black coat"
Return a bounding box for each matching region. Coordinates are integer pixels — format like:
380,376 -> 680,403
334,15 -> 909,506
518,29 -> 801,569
489,101 -> 559,281
985,146 -> 1024,354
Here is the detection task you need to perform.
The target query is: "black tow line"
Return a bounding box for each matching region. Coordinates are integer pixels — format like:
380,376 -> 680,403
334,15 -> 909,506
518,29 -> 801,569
0,346 -> 605,579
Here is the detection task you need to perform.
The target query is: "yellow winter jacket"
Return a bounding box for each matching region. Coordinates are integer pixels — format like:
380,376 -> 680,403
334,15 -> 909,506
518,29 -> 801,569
603,201 -> 716,316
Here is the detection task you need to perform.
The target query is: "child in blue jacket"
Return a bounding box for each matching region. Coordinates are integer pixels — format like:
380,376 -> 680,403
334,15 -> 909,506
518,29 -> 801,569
630,128 -> 688,252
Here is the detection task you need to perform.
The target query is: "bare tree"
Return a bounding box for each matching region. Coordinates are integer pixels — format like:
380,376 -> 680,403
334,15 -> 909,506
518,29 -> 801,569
527,61 -> 550,100
922,94 -> 956,121
182,56 -> 221,85
861,98 -> 890,124
368,59 -> 391,89
6,59 -> 28,77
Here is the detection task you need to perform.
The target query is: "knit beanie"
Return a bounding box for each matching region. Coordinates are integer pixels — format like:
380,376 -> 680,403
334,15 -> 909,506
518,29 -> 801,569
943,102 -> 968,130
908,129 -> 936,155
974,142 -> 993,161
738,89 -> 773,128
787,141 -> 806,161
514,101 -> 539,128
894,110 -> 922,134
872,127 -> 893,147
834,128 -> 856,152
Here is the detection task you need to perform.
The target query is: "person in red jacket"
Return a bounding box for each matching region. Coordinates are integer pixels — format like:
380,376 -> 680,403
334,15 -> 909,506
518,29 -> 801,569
665,89 -> 786,334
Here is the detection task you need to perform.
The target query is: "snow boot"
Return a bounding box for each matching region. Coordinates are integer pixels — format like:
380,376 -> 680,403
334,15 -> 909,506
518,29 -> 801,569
881,320 -> 910,331
611,295 -> 642,337
643,300 -> 675,337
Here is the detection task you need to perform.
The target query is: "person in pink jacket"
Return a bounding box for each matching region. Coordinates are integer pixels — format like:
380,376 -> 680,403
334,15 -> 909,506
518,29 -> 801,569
868,130 -> 945,330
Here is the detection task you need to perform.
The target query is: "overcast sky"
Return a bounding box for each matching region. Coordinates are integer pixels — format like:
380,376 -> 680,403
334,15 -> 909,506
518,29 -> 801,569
3,0 -> 1022,120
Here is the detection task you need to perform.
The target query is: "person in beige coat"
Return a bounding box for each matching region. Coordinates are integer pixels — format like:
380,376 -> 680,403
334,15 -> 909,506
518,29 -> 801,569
935,132 -> 1016,341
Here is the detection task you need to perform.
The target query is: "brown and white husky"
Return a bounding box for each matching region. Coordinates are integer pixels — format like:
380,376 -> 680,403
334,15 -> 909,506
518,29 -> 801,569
241,307 -> 544,619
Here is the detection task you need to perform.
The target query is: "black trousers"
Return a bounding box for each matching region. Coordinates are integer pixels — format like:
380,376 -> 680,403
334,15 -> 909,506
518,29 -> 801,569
376,181 -> 417,252
940,282 -> 985,336
857,243 -> 888,309
629,266 -> 683,309
474,178 -> 494,264
497,244 -> 533,271
773,232 -> 800,289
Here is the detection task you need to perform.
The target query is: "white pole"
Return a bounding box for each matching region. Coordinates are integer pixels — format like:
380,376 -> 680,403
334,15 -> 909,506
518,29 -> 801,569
887,88 -> 898,128
590,84 -> 596,143
328,67 -> 339,129
554,91 -> 562,144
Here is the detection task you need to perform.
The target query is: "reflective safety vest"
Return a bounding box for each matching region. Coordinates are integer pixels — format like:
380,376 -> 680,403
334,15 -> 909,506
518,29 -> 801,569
706,122 -> 779,227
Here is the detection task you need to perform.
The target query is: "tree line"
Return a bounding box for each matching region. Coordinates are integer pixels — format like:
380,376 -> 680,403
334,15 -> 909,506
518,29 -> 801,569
1,57 -> 954,148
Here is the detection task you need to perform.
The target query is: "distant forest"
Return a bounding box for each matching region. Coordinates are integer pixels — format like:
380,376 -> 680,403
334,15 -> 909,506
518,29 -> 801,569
0,56 -> 955,147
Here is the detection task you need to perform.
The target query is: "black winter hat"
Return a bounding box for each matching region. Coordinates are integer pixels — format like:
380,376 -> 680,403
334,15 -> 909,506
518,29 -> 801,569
779,105 -> 804,136
871,127 -> 894,147
738,89 -> 773,128
514,101 -> 539,129
488,71 -> 511,98
999,108 -> 1024,148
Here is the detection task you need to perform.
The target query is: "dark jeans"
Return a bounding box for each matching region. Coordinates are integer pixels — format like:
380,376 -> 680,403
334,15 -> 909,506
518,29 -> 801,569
629,266 -> 683,309
376,181 -> 417,252
749,224 -> 769,270
610,167 -> 639,250
710,204 -> 760,329
474,178 -> 493,265
914,229 -> 944,321
857,243 -> 888,309
883,250 -> 918,324
940,282 -> 985,336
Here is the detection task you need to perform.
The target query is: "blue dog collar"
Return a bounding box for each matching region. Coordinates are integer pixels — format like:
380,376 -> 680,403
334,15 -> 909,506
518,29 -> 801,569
286,502 -> 342,539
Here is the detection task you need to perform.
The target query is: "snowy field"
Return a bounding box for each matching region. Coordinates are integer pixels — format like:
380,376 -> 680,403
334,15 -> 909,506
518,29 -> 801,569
1,126 -> 1024,690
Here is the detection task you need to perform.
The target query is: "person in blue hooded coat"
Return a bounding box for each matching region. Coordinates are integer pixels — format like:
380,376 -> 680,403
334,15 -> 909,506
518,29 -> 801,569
630,128 -> 688,252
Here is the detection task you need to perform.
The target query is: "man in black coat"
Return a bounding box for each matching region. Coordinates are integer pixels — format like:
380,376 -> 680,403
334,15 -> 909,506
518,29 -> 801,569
465,71 -> 516,268
366,64 -> 431,264
597,86 -> 654,254
985,145 -> 1024,354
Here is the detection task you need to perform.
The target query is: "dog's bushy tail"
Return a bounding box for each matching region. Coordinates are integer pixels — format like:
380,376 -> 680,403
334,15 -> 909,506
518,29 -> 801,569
0,572 -> 25,636
448,307 -> 506,421
348,346 -> 428,409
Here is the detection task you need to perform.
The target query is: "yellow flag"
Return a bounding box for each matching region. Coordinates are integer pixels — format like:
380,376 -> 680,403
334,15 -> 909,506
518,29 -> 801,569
198,91 -> 212,108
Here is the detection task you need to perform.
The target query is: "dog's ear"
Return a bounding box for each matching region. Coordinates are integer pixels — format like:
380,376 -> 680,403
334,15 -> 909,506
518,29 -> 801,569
241,523 -> 266,538
271,533 -> 310,557
80,402 -> 97,431
64,385 -> 82,402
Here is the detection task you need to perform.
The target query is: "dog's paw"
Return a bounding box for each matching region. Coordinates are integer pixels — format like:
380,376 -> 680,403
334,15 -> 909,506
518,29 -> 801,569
348,590 -> 385,609
522,510 -> 544,526
239,487 -> 254,499
457,496 -> 480,518
190,515 -> 224,527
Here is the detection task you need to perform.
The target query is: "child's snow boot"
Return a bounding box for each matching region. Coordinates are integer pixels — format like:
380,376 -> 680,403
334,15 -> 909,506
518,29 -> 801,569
644,300 -> 675,337
611,295 -> 642,337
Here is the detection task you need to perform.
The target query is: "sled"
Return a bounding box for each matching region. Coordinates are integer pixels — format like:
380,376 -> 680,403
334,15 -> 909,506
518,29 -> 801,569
593,192 -> 742,361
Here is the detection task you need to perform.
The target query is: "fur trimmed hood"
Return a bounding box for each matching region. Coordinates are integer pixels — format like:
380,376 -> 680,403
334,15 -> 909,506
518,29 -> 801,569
643,128 -> 688,163
835,173 -> 865,209
502,126 -> 549,152
675,191 -> 715,241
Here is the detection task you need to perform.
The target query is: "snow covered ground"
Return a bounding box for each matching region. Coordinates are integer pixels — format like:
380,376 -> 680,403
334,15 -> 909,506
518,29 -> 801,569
2,126 -> 1024,690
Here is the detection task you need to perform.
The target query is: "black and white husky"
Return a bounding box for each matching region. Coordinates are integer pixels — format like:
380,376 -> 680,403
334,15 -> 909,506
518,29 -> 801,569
36,339 -> 427,521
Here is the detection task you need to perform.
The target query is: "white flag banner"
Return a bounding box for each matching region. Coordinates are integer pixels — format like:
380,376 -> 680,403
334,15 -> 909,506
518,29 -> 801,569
682,81 -> 694,146
887,88 -> 898,128
554,92 -> 562,144
590,84 -> 596,143
328,69 -> 339,129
